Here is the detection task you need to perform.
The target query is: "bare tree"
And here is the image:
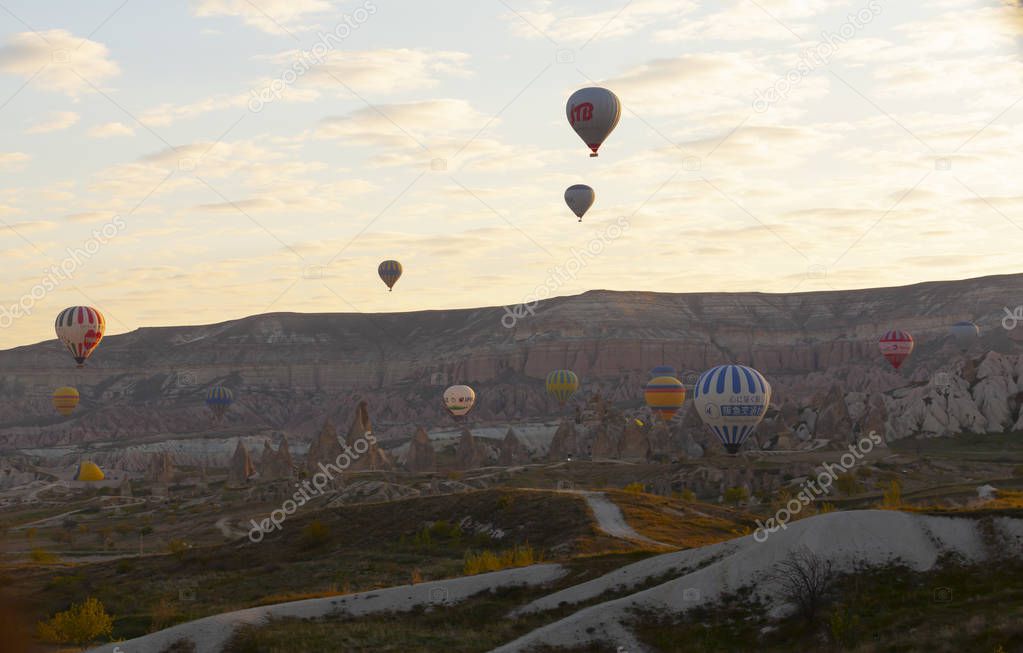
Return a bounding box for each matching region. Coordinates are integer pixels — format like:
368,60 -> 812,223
766,547 -> 835,624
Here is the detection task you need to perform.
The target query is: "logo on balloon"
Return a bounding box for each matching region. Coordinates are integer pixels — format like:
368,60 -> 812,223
570,102 -> 594,125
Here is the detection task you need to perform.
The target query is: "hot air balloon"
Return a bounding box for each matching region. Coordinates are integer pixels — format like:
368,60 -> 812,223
693,364 -> 771,455
879,330 -> 914,370
73,460 -> 105,482
564,185 -> 595,222
55,306 -> 105,367
644,376 -> 686,422
566,87 -> 621,157
546,370 -> 580,406
950,321 -> 979,351
650,365 -> 677,378
443,385 -> 475,419
52,386 -> 80,416
378,260 -> 402,292
205,386 -> 233,421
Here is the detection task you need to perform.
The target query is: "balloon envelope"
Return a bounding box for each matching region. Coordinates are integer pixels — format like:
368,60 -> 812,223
566,87 -> 621,157
650,365 -> 677,378
879,330 -> 914,369
546,370 -> 580,405
378,260 -> 402,291
564,185 -> 595,221
644,376 -> 686,421
949,321 -> 979,350
205,386 -> 233,421
52,386 -> 79,416
693,364 -> 771,454
73,460 -> 104,482
444,385 -> 476,417
55,306 -> 105,367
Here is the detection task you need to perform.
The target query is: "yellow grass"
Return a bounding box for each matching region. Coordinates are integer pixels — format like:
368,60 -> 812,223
463,545 -> 542,575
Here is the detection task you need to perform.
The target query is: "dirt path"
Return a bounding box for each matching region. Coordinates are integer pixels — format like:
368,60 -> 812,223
577,491 -> 671,547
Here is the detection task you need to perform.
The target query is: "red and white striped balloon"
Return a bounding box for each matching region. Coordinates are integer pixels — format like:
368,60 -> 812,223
879,329 -> 914,370
55,306 -> 105,367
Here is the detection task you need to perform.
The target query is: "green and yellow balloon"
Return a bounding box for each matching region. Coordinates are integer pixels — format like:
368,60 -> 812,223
546,370 -> 580,406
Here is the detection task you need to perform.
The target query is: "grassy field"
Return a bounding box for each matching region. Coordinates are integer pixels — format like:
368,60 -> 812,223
3,489 -> 654,644
629,556 -> 1023,653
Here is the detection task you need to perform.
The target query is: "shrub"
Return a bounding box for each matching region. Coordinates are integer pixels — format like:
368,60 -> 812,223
300,520 -> 330,548
881,480 -> 902,509
36,597 -> 113,647
149,597 -> 181,633
167,539 -> 191,560
30,548 -> 58,564
834,473 -> 862,496
675,488 -> 696,502
497,493 -> 514,510
623,482 -> 646,494
723,487 -> 749,506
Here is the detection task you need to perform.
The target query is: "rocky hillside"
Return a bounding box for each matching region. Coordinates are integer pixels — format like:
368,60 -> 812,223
2,273 -> 1023,452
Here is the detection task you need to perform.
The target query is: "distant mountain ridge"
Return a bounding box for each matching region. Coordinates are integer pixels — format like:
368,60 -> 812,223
2,273 -> 1022,452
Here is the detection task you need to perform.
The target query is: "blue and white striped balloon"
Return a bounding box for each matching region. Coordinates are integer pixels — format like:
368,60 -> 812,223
692,364 -> 771,455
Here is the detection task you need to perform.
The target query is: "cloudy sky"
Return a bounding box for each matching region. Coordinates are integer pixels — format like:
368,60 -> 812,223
0,0 -> 1021,348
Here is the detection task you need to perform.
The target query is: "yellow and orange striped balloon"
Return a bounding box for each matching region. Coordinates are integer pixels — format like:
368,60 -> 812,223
644,376 -> 685,422
52,386 -> 80,416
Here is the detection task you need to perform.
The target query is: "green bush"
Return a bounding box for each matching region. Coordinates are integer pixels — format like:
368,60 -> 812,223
36,597 -> 113,647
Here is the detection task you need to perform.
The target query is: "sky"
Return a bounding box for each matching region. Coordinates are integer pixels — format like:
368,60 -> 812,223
0,0 -> 1022,348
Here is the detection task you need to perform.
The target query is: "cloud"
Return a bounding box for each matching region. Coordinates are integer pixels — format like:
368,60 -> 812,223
655,0 -> 847,43
88,121 -> 135,138
65,211 -> 117,224
0,152 -> 30,170
189,0 -> 333,34
140,93 -> 251,126
270,48 -> 471,94
0,29 -> 119,96
601,53 -> 767,116
317,99 -> 489,148
503,0 -> 695,44
27,111 -> 79,134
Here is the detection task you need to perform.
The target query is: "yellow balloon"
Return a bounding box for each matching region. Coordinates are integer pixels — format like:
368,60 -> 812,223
52,386 -> 80,416
74,460 -> 104,482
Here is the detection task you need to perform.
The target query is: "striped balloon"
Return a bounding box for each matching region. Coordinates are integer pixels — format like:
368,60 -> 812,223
879,329 -> 914,369
52,386 -> 80,416
546,370 -> 580,406
693,364 -> 771,455
650,365 -> 677,378
378,260 -> 403,291
644,375 -> 686,422
54,306 -> 105,367
205,386 -> 233,421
